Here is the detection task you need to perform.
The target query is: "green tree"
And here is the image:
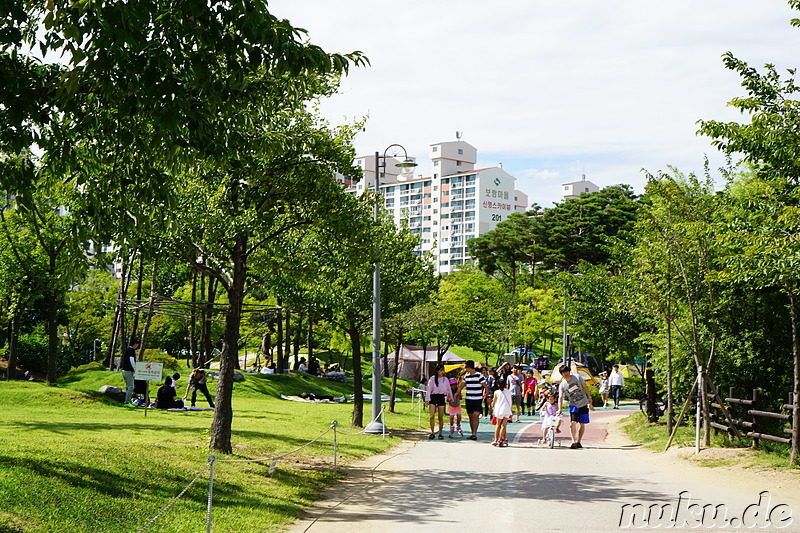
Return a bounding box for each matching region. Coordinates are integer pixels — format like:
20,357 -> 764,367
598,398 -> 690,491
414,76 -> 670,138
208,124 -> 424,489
698,11 -> 800,460
535,185 -> 640,270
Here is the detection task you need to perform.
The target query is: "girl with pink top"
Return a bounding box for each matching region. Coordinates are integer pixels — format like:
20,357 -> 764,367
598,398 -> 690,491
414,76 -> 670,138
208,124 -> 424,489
425,364 -> 452,440
447,378 -> 463,438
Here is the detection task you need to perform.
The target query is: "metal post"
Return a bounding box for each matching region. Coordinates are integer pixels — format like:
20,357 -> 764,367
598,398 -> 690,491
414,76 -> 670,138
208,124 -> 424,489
331,421 -> 338,473
206,454 -> 216,533
366,152 -> 386,434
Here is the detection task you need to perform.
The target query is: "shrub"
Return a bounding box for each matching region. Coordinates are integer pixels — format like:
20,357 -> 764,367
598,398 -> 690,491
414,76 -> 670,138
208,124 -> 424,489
141,349 -> 179,370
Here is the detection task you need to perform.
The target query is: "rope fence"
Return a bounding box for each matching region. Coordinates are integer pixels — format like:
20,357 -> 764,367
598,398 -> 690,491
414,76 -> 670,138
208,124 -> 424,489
136,402 -> 394,532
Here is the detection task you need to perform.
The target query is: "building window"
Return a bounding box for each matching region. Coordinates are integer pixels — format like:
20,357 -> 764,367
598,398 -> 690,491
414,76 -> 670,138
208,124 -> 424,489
456,161 -> 462,167
466,187 -> 475,196
442,178 -> 449,184
466,174 -> 476,184
433,160 -> 439,167
458,148 -> 463,155
432,146 -> 438,152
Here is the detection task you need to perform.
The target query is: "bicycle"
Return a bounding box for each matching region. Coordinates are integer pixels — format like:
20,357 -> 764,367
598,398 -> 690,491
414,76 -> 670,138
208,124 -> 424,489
543,415 -> 562,448
639,394 -> 666,422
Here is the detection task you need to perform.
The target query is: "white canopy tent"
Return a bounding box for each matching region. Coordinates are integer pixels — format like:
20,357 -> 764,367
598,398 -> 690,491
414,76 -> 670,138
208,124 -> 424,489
386,345 -> 465,381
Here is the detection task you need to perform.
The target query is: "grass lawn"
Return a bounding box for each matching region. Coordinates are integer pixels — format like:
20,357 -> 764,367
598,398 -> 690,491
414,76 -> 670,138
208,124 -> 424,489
619,411 -> 795,469
0,364 -> 423,532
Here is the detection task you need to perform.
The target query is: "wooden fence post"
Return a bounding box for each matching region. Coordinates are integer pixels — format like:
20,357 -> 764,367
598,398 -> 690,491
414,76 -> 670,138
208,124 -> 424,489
751,389 -> 759,450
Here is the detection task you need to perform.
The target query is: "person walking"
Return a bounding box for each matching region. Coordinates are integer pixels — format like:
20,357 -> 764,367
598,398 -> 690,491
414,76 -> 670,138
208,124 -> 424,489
598,371 -> 610,408
121,339 -> 139,404
457,360 -> 488,440
425,364 -> 452,439
557,364 -> 594,449
507,365 -> 524,422
447,378 -> 463,438
523,369 -> 538,416
491,375 -> 513,447
183,368 -> 215,408
609,364 -> 625,409
484,368 -> 498,418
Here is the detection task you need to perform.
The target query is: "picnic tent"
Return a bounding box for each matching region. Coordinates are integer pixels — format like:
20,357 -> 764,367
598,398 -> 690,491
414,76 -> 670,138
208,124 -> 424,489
386,345 -> 465,381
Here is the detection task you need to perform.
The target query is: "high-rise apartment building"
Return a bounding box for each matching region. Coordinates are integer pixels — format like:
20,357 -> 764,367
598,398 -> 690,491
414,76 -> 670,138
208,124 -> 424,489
344,140 -> 529,274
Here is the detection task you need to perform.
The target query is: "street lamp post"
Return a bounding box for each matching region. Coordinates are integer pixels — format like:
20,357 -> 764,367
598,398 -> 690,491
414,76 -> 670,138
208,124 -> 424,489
364,144 -> 416,434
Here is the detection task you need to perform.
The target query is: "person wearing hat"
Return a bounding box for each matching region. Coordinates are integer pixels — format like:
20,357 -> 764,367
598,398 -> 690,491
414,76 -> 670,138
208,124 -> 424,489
598,371 -> 610,408
182,368 -> 215,408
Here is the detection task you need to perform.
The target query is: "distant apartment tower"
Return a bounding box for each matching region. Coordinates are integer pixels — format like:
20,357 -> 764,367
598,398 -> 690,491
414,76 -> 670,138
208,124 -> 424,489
345,139 -> 528,274
562,176 -> 599,200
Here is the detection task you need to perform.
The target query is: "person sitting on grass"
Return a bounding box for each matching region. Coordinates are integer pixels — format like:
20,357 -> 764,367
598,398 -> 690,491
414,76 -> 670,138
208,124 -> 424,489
156,376 -> 184,409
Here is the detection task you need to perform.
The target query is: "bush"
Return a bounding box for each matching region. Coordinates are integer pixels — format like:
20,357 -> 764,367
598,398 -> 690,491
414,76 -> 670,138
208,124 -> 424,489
623,378 -> 646,400
141,349 -> 179,370
3,332 -> 49,374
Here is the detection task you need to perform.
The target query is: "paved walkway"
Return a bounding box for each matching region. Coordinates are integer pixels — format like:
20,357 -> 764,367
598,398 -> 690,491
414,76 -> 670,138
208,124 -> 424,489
288,408 -> 800,532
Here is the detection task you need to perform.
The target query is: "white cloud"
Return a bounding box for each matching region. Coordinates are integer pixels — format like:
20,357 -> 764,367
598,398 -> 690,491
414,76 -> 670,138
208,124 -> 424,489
269,0 -> 800,205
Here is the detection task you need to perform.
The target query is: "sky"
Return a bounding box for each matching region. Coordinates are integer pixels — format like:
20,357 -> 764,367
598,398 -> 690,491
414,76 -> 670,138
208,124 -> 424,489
267,0 -> 800,206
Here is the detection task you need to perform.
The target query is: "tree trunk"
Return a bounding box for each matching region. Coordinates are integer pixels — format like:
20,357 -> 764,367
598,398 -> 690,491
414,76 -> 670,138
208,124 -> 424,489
137,259 -> 159,360
6,304 -> 20,381
129,251 -> 144,341
202,276 -> 217,368
389,327 -> 403,413
107,252 -> 131,370
293,313 -> 302,367
189,270 -> 197,368
306,317 -> 313,362
382,327 -> 390,378
701,367 -> 711,446
666,310 -> 673,434
285,309 -> 292,369
210,235 -> 247,454
46,283 -> 59,385
348,317 -> 364,427
276,300 -> 284,371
